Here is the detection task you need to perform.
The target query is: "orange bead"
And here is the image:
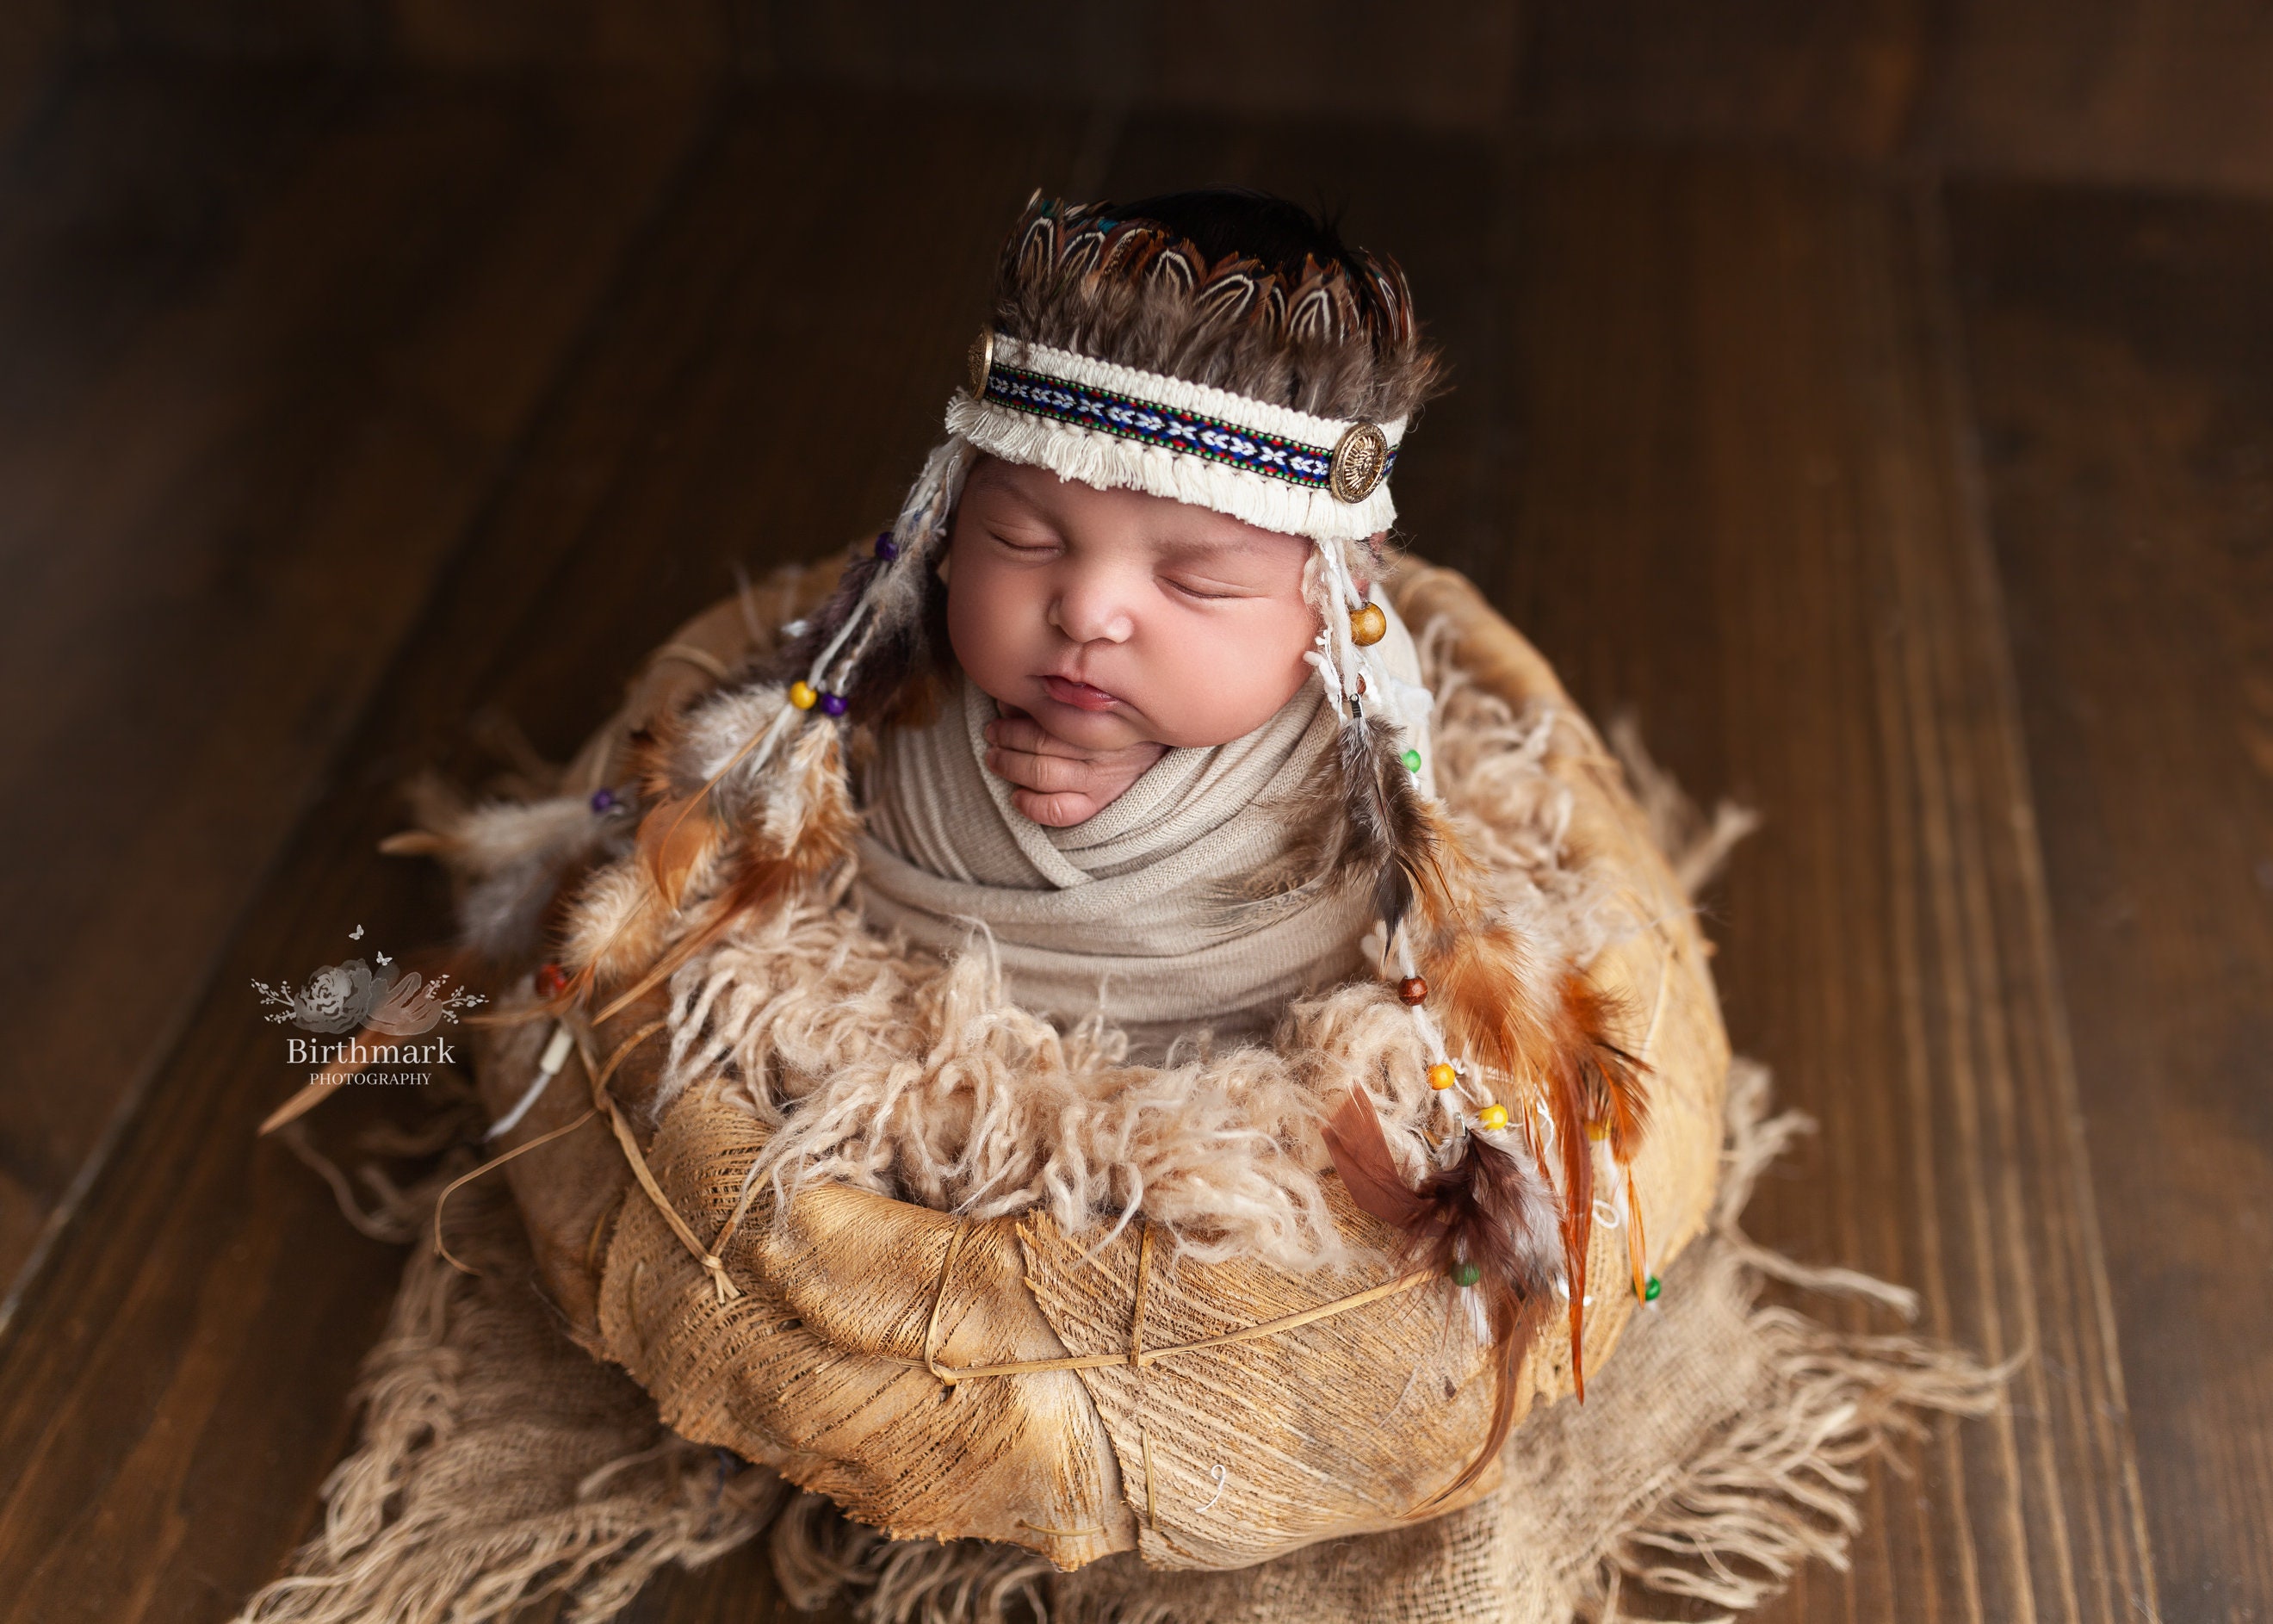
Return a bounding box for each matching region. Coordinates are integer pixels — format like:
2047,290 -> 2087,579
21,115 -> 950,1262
1397,976 -> 1428,1006
1350,602 -> 1388,646
1427,1062 -> 1458,1091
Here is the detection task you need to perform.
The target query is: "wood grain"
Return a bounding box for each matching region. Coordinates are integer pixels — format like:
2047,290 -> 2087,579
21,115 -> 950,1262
1520,0 -> 2273,201
1516,0 -> 1929,160
3,42 -> 2255,1624
0,63 -> 704,1302
1949,179 -> 2273,1622
1924,3 -> 2273,198
1493,152 -> 2158,1622
0,78 -> 1082,1624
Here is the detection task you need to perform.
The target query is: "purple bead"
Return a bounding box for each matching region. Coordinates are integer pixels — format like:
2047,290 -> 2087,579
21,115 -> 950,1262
874,531 -> 900,561
589,787 -> 616,813
819,691 -> 849,717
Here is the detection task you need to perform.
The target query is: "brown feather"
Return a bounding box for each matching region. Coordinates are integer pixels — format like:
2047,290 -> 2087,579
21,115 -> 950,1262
1322,1088 -> 1559,1505
1328,715 -> 1451,941
591,720 -> 860,1023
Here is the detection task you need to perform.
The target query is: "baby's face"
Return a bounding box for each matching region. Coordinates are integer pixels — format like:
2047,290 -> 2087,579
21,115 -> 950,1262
945,458 -> 1321,751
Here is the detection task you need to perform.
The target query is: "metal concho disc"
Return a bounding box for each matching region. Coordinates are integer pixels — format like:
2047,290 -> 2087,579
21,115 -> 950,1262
968,330 -> 996,396
1328,421 -> 1390,504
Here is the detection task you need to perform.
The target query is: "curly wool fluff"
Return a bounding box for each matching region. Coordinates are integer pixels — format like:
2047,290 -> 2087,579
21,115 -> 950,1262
649,626 -> 1630,1274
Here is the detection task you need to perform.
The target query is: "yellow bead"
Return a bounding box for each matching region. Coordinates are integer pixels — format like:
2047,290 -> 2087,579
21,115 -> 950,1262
1350,603 -> 1388,647
1585,1120 -> 1609,1142
789,681 -> 817,710
1477,1103 -> 1509,1131
1427,1062 -> 1458,1092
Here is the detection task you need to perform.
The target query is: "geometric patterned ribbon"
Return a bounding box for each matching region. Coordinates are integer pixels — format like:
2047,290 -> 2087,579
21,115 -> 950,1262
983,361 -> 1397,493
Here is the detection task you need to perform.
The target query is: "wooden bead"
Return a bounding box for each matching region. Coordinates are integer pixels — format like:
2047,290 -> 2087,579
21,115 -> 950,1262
1449,1261 -> 1481,1287
1397,976 -> 1428,1006
1476,1103 -> 1509,1131
1427,1062 -> 1458,1091
1644,1274 -> 1663,1302
1401,748 -> 1421,772
535,962 -> 569,998
789,680 -> 818,710
1349,602 -> 1388,646
1585,1119 -> 1610,1142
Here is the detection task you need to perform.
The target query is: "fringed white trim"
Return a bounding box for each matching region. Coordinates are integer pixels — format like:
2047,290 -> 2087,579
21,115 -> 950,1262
946,395 -> 1397,543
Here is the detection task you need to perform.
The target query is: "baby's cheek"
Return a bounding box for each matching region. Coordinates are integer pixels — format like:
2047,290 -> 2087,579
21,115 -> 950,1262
945,563 -> 1026,691
1148,611 -> 1314,744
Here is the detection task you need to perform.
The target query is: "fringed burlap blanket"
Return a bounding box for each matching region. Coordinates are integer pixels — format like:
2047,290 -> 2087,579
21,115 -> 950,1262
236,1063 -> 1997,1624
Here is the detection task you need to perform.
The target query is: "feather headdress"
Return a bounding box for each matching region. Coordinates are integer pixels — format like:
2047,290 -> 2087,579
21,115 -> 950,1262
554,189 -> 1649,1439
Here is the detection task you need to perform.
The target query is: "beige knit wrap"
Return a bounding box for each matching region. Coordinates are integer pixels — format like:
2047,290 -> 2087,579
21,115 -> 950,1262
853,601 -> 1433,1053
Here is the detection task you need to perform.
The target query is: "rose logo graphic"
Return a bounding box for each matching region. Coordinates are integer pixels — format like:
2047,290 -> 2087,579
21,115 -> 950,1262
254,929 -> 485,1038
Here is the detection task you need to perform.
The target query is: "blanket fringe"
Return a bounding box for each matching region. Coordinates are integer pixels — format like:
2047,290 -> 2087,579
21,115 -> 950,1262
232,1171 -> 783,1624
770,1491 -> 1054,1624
1577,1311 -> 2006,1621
241,1060 -> 2005,1624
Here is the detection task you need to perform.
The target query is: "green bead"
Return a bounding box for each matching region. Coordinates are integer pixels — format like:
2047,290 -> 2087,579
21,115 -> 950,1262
1401,748 -> 1422,772
1644,1274 -> 1662,1302
1450,1261 -> 1481,1287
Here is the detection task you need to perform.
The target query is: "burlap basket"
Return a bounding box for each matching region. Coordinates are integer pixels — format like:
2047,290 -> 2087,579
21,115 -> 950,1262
464,560 -> 1731,1578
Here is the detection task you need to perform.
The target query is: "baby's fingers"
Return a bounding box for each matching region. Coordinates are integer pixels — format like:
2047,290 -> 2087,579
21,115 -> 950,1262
1011,786 -> 1099,827
984,716 -> 1073,757
985,745 -> 1093,795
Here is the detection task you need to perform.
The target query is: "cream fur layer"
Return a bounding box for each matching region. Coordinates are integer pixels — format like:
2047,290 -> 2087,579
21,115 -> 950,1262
650,622 -> 1620,1273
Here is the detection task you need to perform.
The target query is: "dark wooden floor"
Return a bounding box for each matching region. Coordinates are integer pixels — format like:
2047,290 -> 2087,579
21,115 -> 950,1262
0,10 -> 2268,1621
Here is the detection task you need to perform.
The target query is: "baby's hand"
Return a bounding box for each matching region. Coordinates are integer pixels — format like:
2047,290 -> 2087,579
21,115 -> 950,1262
983,714 -> 1167,827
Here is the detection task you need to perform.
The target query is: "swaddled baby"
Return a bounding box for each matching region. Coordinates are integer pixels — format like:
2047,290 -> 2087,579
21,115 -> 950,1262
855,449 -> 1432,1055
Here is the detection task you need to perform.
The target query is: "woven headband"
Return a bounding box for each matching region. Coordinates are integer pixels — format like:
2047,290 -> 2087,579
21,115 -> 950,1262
948,333 -> 1406,544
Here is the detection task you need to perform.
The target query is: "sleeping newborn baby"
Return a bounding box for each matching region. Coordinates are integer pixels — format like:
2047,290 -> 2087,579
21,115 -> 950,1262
854,451 -> 1431,1056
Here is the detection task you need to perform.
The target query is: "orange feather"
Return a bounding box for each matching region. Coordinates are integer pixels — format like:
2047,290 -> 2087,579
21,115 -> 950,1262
635,794 -> 717,909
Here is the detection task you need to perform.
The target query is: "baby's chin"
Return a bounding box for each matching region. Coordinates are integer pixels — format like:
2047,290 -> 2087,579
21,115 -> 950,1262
1032,695 -> 1271,752
1019,692 -> 1161,751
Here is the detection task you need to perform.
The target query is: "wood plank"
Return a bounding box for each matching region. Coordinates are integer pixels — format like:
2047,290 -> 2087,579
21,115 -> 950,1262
1518,0 -> 2273,200
0,0 -> 61,148
0,80 -> 1085,1624
1515,0 -> 1929,161
1948,178 -> 2273,1622
1925,3 -> 2273,198
1492,150 -> 2158,1621
0,63 -> 705,1300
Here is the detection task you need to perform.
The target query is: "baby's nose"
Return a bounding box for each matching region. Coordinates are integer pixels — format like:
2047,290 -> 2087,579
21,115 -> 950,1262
1050,580 -> 1136,643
